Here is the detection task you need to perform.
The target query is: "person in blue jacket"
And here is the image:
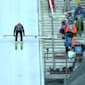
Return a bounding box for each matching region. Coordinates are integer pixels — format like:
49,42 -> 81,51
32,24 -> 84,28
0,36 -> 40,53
74,3 -> 85,19
74,3 -> 85,32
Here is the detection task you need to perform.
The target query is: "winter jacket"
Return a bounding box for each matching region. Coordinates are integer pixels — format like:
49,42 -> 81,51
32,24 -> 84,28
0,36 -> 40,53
74,7 -> 85,19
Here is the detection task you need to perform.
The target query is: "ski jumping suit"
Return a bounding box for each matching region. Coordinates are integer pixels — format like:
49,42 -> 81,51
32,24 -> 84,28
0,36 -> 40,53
14,24 -> 25,41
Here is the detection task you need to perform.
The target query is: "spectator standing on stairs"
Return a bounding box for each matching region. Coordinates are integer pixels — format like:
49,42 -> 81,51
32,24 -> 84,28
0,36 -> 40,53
59,20 -> 66,39
65,20 -> 77,54
74,3 -> 85,32
68,12 -> 74,20
76,10 -> 84,36
65,12 -> 73,25
74,3 -> 85,19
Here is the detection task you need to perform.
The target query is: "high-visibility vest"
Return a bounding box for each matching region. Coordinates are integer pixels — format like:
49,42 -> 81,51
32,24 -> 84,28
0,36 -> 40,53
65,24 -> 77,33
65,19 -> 69,24
69,24 -> 74,30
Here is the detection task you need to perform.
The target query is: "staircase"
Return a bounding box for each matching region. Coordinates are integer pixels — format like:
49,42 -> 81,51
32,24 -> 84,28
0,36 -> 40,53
81,0 -> 85,9
40,0 -> 85,80
67,0 -> 85,85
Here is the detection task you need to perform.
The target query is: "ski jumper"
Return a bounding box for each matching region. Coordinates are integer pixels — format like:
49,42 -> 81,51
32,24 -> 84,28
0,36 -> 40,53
14,24 -> 25,41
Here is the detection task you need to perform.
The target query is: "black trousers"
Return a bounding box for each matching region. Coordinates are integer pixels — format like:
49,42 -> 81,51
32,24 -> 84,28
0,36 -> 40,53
15,31 -> 23,41
66,47 -> 68,54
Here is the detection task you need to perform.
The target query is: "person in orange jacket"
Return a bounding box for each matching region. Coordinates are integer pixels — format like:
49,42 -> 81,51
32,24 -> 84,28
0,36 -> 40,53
65,20 -> 77,46
65,20 -> 77,53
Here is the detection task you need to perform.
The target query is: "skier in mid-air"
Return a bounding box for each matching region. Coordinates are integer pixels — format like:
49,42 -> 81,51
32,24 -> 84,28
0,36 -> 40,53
14,23 -> 25,50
